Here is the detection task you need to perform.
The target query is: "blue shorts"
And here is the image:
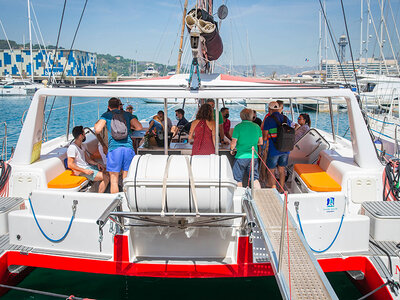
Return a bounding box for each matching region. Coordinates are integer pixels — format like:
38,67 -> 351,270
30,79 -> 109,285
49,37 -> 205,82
80,165 -> 99,181
107,147 -> 135,173
266,153 -> 289,169
232,158 -> 259,182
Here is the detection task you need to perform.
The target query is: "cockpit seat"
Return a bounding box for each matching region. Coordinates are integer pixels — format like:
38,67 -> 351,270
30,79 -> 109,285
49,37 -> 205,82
47,170 -> 88,190
293,164 -> 341,192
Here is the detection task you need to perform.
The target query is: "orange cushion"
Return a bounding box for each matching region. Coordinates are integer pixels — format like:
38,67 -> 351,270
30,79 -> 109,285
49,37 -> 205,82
48,170 -> 87,189
294,164 -> 341,192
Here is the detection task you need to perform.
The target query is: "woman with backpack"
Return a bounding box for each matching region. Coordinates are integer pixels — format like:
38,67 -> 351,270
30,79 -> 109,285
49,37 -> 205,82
188,104 -> 216,155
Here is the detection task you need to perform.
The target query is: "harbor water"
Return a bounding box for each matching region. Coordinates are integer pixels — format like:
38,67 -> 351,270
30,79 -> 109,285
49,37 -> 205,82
0,96 -> 360,299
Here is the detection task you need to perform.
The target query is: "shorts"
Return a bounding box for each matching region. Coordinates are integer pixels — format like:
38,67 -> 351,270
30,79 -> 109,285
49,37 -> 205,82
266,153 -> 289,169
80,165 -> 99,181
232,158 -> 259,182
107,147 -> 135,173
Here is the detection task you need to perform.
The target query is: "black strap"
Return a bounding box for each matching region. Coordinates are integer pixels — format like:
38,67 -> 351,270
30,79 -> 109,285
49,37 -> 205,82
133,155 -> 142,212
218,155 -> 221,213
188,156 -> 192,213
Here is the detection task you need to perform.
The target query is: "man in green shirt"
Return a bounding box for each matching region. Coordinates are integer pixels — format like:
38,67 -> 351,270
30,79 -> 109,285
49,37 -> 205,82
230,108 -> 263,188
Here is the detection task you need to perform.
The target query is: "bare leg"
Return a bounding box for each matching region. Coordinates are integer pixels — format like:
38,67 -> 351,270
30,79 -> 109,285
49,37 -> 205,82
267,168 -> 276,189
237,182 -> 243,187
254,179 -> 261,189
109,172 -> 119,194
122,170 -> 129,179
95,172 -> 109,193
278,166 -> 285,193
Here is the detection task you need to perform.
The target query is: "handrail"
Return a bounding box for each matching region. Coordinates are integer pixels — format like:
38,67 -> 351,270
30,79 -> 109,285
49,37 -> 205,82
0,122 -> 7,161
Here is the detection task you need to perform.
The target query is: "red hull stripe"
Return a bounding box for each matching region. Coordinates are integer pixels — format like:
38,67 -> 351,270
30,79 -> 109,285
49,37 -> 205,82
0,236 -> 392,299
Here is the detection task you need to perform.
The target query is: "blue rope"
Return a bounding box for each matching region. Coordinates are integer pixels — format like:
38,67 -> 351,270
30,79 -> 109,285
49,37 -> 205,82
296,208 -> 345,253
29,197 -> 76,243
367,115 -> 395,126
370,128 -> 396,140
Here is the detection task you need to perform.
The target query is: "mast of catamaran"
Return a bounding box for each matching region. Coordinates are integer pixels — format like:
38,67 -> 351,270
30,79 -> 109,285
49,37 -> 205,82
27,0 -> 34,82
176,0 -> 188,74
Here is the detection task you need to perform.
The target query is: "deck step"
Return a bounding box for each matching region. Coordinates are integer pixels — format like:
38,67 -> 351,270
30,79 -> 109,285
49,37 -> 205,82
251,189 -> 338,300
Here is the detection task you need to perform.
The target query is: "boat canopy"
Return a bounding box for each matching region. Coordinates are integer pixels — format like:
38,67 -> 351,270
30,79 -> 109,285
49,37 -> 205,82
12,73 -> 381,170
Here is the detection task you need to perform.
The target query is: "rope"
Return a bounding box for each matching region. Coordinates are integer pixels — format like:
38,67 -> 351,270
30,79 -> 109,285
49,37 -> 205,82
285,192 -> 291,299
318,0 -> 348,85
59,0 -> 89,81
367,115 -> 396,125
185,156 -> 200,217
252,150 -> 292,296
296,203 -> 345,253
0,283 -> 85,300
339,0 -> 361,98
29,197 -> 77,243
48,0 -> 67,83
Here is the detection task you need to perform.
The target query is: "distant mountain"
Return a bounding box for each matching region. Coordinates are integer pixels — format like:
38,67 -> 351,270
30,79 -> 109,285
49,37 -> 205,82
213,64 -> 316,76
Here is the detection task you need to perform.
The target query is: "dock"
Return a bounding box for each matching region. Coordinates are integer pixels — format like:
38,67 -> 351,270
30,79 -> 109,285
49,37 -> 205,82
251,189 -> 338,299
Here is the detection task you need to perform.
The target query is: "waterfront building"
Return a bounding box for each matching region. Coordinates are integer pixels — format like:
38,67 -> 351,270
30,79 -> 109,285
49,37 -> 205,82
0,49 -> 97,77
322,58 -> 399,82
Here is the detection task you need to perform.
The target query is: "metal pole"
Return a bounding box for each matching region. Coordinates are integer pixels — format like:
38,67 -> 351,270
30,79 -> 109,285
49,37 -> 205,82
215,99 -> 219,155
4,122 -> 7,161
289,98 -> 294,121
328,97 -> 336,142
27,0 -> 34,82
164,98 -> 168,155
66,96 -> 72,141
359,0 -> 364,63
278,192 -> 288,273
176,0 -> 188,74
316,100 -> 319,128
251,146 -> 255,199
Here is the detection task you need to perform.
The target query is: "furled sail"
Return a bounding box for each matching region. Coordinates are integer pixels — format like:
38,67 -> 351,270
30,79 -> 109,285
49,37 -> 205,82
185,8 -> 223,62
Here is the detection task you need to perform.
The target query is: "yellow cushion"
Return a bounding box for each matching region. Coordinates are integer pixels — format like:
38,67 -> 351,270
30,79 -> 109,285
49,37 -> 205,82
48,170 -> 87,189
294,164 -> 341,192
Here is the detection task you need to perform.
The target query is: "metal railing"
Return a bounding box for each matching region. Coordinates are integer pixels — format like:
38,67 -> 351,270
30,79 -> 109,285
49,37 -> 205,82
0,122 -> 7,161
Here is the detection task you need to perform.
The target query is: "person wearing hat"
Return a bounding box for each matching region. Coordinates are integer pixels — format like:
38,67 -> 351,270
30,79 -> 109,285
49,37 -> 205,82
94,98 -> 143,193
67,126 -> 109,193
262,101 -> 293,192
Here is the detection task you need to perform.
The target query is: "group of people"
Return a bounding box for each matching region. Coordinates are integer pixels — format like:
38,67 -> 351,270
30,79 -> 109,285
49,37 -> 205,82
66,97 -> 311,194
67,98 -> 143,194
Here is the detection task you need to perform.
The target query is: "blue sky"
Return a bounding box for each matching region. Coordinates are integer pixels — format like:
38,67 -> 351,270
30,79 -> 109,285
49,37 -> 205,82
0,0 -> 399,67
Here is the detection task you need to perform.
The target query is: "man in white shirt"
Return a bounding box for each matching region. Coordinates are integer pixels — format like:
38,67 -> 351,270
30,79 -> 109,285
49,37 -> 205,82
67,126 -> 109,193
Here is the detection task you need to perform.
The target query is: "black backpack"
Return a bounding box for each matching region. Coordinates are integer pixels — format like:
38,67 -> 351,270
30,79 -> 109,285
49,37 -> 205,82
110,111 -> 128,140
269,114 -> 295,152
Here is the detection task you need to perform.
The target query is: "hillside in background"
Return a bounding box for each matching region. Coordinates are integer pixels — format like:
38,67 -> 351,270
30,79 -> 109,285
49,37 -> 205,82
1,39 -> 313,77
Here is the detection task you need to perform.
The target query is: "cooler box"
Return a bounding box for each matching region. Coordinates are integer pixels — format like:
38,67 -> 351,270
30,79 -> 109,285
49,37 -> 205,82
124,154 -> 237,213
361,201 -> 400,241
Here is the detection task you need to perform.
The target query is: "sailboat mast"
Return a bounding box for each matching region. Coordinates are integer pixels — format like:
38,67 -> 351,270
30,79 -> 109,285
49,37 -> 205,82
176,0 -> 188,74
27,0 -> 34,82
359,0 -> 363,69
379,0 -> 384,75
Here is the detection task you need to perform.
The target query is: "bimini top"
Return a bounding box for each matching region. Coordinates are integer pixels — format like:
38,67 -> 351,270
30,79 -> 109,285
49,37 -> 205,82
12,73 -> 380,171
